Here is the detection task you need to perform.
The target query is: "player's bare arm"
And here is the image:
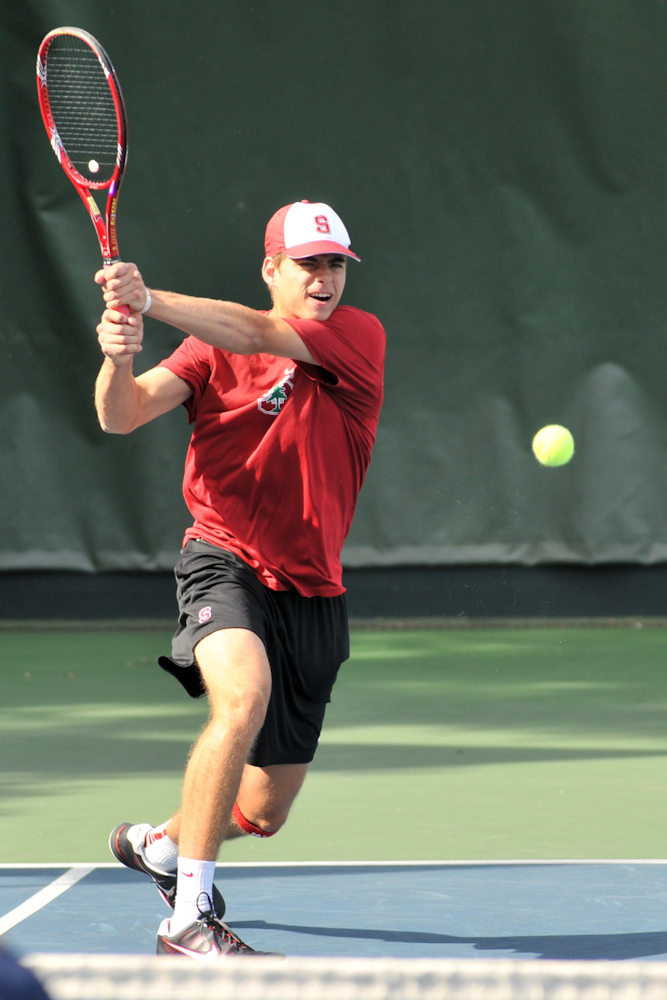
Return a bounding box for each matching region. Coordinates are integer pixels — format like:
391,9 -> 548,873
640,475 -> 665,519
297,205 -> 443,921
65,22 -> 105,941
95,308 -> 192,433
95,357 -> 192,435
94,262 -> 319,364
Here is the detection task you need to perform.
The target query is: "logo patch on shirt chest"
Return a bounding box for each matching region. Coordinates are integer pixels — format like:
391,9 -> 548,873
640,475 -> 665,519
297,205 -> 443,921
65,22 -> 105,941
257,367 -> 296,416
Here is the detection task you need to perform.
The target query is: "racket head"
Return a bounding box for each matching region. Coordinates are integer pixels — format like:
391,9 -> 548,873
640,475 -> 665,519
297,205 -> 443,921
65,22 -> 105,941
37,27 -> 127,195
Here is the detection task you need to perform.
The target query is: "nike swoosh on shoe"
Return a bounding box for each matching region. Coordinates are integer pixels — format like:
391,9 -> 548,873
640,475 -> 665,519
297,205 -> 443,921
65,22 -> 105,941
161,941 -> 221,963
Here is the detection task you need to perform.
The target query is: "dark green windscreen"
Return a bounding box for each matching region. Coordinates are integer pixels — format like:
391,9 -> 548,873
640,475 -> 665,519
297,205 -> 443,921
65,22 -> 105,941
2,0 -> 667,571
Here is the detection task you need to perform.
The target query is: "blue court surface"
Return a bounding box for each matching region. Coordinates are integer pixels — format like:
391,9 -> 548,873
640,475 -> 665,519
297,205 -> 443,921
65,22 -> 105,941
2,862 -> 667,961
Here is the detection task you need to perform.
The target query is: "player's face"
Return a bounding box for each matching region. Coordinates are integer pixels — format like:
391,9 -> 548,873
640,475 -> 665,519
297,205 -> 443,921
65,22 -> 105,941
267,254 -> 347,320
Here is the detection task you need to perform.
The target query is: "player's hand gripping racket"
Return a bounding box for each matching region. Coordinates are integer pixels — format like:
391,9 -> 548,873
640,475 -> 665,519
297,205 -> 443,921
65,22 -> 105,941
37,27 -> 131,315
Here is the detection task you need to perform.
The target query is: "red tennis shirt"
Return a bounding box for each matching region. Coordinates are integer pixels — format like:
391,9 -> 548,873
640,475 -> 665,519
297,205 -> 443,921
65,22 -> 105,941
158,305 -> 385,597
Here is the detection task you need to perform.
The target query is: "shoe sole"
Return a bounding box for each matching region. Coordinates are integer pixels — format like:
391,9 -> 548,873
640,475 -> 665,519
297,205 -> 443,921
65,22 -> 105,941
109,822 -> 226,918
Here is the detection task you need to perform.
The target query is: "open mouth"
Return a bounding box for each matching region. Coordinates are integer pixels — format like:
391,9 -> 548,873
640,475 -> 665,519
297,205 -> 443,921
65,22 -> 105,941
309,293 -> 332,302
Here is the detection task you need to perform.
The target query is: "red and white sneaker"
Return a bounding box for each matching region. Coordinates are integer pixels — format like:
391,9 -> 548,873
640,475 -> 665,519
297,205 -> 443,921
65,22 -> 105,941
109,822 -> 226,917
156,906 -> 280,960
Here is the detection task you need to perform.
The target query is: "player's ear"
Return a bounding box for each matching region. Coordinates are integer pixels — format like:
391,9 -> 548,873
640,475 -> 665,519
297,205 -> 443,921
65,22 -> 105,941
261,256 -> 277,289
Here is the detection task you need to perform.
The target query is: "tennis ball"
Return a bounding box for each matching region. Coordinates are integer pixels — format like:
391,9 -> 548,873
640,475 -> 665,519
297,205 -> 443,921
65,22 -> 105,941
88,159 -> 100,173
532,425 -> 574,467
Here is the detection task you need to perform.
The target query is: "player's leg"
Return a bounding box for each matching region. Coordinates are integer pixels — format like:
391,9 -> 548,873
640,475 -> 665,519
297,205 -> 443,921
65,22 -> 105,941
231,761 -> 312,837
166,762 -> 309,842
110,545 -> 275,904
111,763 -> 307,898
167,627 -> 270,929
109,627 -> 270,922
178,627 -> 272,855
155,625 -> 284,957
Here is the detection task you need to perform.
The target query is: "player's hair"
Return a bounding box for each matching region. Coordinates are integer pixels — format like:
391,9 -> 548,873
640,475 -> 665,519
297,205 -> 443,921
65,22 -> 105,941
264,253 -> 286,302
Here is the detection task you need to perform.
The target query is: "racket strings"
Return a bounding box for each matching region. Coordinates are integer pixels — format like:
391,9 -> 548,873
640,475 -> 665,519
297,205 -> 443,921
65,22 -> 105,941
45,36 -> 119,183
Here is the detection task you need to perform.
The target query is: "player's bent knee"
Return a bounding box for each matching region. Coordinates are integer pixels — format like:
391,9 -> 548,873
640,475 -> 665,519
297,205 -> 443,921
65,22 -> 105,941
232,802 -> 282,838
209,689 -> 269,734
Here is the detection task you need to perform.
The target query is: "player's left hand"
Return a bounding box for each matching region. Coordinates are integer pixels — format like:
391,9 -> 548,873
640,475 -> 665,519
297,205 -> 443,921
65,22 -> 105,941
95,262 -> 149,313
97,306 -> 144,364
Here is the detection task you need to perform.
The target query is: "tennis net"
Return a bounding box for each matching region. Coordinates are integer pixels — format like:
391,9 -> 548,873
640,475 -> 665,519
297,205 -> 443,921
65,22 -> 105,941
21,954 -> 667,1000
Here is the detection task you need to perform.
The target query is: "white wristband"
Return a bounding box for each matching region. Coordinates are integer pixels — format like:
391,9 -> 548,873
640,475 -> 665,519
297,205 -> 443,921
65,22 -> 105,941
141,288 -> 152,314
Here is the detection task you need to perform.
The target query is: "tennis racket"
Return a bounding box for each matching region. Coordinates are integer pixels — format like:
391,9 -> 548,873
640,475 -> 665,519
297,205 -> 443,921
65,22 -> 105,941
37,27 -> 131,313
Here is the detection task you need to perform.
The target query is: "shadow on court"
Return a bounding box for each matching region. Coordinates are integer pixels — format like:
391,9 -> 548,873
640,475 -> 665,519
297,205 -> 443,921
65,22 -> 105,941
232,921 -> 667,960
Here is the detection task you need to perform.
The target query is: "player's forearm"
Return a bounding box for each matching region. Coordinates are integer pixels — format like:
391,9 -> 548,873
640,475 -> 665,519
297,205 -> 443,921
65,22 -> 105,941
145,290 -> 272,354
95,357 -> 142,434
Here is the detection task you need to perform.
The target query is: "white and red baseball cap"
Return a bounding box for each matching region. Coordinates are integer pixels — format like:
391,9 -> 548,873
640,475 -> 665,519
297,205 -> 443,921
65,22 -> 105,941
265,200 -> 360,261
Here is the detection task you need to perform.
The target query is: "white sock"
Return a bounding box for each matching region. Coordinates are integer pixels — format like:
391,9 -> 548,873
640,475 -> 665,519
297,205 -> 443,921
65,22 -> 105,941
170,858 -> 217,935
143,822 -> 178,873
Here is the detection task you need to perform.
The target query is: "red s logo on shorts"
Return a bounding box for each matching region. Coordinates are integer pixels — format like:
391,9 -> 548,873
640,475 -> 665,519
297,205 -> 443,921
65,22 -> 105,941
198,606 -> 212,624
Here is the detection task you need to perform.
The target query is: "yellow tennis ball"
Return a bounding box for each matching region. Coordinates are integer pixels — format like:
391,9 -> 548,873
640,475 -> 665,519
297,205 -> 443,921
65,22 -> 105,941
532,425 -> 575,467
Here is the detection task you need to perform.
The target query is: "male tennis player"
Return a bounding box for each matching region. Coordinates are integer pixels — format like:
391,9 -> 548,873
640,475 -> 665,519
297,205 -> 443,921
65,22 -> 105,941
94,201 -> 385,960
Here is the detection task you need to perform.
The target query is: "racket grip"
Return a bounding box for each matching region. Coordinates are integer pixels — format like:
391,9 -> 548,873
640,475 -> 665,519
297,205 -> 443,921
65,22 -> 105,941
117,305 -> 132,317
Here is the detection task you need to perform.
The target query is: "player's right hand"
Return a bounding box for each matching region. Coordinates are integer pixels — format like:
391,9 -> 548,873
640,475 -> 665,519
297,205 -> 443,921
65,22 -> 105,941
97,307 -> 143,365
95,261 -> 149,313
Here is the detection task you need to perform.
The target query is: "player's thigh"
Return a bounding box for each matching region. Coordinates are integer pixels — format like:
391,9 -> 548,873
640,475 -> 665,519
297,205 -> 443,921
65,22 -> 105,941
237,762 -> 310,827
195,628 -> 272,722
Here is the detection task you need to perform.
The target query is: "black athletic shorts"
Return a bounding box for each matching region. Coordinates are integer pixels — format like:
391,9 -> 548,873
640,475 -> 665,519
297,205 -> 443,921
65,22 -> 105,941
158,539 -> 349,767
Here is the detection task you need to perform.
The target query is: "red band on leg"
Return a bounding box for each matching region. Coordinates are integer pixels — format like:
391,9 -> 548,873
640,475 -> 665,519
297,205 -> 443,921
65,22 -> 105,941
232,802 -> 278,838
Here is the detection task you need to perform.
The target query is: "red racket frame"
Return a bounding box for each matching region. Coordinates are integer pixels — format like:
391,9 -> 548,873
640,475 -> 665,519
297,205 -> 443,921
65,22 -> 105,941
36,26 -> 128,267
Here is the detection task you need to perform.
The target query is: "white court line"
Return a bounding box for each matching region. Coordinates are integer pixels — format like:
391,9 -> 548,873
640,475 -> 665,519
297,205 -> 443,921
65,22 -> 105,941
1,859 -> 667,869
0,863 -> 110,870
213,859 -> 667,867
0,866 -> 95,935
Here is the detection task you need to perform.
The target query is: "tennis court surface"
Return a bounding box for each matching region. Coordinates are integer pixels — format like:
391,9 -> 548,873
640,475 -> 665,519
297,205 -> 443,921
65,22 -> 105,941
6,625 -> 667,864
5,625 -> 667,996
3,860 -> 667,960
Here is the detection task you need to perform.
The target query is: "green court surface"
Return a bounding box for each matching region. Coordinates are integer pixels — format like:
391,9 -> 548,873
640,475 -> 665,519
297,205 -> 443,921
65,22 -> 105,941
2,626 -> 667,863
